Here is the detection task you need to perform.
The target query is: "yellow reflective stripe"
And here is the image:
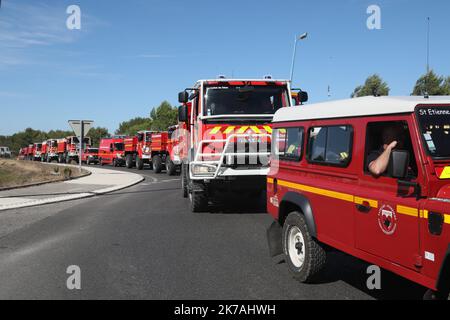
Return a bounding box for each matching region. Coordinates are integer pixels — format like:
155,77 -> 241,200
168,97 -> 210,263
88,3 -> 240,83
354,197 -> 378,209
267,177 -> 274,184
445,214 -> 450,224
250,126 -> 261,134
224,126 -> 236,134
440,167 -> 450,179
210,127 -> 222,134
277,180 -> 354,203
237,126 -> 249,134
264,126 -> 273,134
420,210 -> 428,219
397,205 -> 418,217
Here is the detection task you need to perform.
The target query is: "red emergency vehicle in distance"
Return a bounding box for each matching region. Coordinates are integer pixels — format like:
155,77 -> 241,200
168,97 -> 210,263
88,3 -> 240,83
65,136 -> 92,164
32,143 -> 43,161
177,77 -> 304,212
46,139 -> 59,163
267,96 -> 450,300
99,137 -> 126,167
124,131 -> 170,173
26,144 -> 35,161
18,147 -> 27,160
40,141 -> 48,162
81,147 -> 99,165
165,125 -> 181,176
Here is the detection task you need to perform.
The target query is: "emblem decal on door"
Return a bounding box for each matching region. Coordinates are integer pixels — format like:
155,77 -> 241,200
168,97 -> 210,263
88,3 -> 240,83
378,204 -> 397,235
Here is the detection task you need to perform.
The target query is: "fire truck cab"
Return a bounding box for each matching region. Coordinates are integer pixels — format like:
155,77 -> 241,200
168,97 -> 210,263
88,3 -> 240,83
267,96 -> 450,299
178,78 -> 302,212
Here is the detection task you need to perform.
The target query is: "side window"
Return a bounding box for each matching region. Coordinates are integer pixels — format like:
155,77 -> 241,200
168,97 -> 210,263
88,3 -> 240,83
365,121 -> 418,178
273,127 -> 304,161
308,125 -> 353,166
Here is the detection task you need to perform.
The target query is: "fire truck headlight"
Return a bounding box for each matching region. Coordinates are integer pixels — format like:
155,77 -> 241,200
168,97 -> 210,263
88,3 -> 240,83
192,164 -> 216,175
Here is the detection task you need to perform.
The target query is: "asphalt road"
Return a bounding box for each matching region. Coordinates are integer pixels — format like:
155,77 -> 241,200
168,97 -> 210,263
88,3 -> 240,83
0,165 -> 429,300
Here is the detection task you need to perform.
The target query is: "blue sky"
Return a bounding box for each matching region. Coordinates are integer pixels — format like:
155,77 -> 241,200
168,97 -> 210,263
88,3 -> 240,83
1,0 -> 449,135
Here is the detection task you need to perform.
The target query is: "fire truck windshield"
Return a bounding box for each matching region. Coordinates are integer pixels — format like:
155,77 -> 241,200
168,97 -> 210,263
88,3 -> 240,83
417,106 -> 450,159
204,85 -> 289,117
114,143 -> 125,151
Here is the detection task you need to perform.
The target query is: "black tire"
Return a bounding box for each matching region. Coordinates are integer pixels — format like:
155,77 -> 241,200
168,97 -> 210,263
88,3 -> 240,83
153,155 -> 163,173
189,181 -> 208,212
423,289 -> 450,300
126,154 -> 133,169
112,159 -> 117,167
136,156 -> 144,170
282,212 -> 326,283
166,159 -> 176,176
100,158 -> 105,166
181,164 -> 188,198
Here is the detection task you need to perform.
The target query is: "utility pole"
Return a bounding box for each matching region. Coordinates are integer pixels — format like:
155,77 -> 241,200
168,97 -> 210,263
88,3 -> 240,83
425,17 -> 431,98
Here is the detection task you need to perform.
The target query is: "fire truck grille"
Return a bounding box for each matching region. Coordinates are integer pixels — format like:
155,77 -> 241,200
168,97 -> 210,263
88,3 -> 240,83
222,142 -> 270,168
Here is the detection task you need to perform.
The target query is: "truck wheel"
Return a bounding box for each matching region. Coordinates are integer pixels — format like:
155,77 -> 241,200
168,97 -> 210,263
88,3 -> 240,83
181,164 -> 188,198
282,212 -> 326,283
423,289 -> 449,300
100,158 -> 105,166
153,155 -> 163,173
126,154 -> 133,169
136,156 -> 144,170
189,181 -> 208,212
166,159 -> 176,176
112,159 -> 117,167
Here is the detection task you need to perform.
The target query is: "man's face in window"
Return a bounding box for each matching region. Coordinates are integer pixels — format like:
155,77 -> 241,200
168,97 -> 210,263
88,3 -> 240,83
382,125 -> 405,150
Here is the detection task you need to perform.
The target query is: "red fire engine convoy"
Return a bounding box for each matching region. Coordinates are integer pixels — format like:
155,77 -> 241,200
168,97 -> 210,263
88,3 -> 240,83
124,131 -> 170,173
177,77 -> 307,212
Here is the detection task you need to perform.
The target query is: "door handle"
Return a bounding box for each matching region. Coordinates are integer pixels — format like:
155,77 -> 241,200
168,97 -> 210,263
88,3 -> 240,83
356,201 -> 372,213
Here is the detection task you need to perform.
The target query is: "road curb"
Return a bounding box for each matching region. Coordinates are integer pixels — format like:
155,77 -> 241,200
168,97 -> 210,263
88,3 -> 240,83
0,167 -> 144,212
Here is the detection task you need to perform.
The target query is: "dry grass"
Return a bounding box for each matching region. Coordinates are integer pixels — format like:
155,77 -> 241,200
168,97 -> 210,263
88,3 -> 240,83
0,159 -> 87,189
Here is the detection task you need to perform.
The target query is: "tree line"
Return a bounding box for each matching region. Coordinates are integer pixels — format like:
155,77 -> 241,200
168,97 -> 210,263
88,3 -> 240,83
352,70 -> 450,97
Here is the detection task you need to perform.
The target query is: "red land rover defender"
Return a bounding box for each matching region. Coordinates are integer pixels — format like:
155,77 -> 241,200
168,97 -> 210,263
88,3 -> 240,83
267,96 -> 450,299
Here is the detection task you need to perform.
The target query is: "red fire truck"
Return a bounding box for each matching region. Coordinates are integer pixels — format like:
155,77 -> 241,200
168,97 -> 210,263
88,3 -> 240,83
46,139 -> 59,163
26,144 -> 35,161
65,136 -> 92,164
165,125 -> 182,176
40,141 -> 48,162
18,147 -> 27,160
177,78 -> 305,212
124,131 -> 170,173
33,143 -> 43,161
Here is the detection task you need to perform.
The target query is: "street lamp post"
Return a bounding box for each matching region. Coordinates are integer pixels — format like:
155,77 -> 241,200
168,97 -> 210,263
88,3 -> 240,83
290,32 -> 308,84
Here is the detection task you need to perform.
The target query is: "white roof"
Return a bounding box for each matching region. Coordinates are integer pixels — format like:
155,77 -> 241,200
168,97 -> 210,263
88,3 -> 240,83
273,96 -> 450,123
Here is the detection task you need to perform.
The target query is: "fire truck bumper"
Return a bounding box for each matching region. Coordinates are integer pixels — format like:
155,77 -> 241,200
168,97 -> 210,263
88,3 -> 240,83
190,165 -> 269,180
